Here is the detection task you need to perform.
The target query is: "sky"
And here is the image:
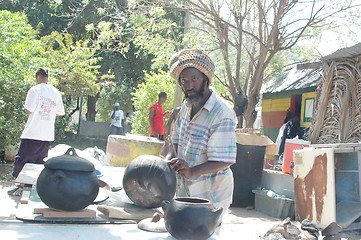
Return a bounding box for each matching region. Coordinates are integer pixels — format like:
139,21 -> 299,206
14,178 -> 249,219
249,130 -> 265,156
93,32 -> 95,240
315,27 -> 360,56
219,0 -> 361,57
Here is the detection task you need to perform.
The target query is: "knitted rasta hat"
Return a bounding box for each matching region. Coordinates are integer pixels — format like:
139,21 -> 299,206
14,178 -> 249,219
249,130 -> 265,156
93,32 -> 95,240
169,49 -> 215,85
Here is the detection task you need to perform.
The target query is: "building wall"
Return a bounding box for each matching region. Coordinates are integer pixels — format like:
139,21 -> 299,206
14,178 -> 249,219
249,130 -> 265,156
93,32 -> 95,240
261,87 -> 316,142
300,92 -> 317,128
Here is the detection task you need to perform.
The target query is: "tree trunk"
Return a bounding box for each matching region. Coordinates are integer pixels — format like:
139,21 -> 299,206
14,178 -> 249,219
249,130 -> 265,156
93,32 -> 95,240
244,61 -> 266,128
244,92 -> 258,128
86,93 -> 100,122
77,98 -> 83,137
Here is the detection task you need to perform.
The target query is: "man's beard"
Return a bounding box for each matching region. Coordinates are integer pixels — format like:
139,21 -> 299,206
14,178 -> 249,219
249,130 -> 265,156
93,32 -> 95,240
183,79 -> 206,107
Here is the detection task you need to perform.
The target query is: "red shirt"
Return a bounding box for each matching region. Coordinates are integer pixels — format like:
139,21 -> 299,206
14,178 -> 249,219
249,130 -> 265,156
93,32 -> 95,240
149,101 -> 164,136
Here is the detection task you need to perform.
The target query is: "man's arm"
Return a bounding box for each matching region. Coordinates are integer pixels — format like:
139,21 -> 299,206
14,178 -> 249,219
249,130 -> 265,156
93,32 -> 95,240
170,158 -> 233,179
149,107 -> 157,136
111,109 -> 116,119
122,112 -> 125,130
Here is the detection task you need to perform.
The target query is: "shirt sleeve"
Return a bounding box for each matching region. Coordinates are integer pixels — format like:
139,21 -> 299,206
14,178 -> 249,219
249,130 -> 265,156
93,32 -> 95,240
24,88 -> 37,113
171,112 -> 180,145
110,110 -> 114,117
207,117 -> 237,163
56,94 -> 65,116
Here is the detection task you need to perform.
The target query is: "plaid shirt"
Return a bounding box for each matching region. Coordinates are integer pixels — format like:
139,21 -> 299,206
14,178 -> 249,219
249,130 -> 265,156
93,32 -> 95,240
172,91 -> 237,210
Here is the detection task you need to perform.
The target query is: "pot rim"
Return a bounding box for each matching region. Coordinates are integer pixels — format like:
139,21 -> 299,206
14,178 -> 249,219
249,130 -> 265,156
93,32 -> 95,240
173,197 -> 211,204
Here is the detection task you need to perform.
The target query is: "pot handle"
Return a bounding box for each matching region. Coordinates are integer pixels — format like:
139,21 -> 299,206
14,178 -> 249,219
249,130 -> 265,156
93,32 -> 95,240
161,200 -> 170,212
212,207 -> 223,220
65,147 -> 78,157
52,170 -> 66,183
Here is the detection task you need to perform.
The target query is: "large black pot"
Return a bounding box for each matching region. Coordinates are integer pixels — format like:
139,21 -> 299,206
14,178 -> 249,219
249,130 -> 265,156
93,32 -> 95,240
162,197 -> 223,240
123,155 -> 176,208
36,148 -> 99,211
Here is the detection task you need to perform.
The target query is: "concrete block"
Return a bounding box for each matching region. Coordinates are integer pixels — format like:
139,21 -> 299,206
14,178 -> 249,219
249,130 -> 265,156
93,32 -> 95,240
106,134 -> 164,167
79,120 -> 110,139
4,143 -> 19,162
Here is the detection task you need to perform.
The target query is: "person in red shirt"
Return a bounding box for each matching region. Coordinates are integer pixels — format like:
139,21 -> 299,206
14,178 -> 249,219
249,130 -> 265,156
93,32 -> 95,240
149,92 -> 170,140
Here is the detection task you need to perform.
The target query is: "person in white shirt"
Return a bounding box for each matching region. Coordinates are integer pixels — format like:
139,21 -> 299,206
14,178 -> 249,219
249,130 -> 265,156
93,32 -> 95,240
110,102 -> 125,135
9,67 -> 65,196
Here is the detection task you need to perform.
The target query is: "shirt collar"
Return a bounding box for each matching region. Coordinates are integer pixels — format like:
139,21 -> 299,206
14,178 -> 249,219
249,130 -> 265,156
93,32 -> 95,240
202,90 -> 217,112
185,90 -> 217,112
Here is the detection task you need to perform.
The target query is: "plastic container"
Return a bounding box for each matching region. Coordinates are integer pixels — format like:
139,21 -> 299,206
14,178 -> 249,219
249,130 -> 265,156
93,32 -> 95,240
252,189 -> 295,219
283,139 -> 310,174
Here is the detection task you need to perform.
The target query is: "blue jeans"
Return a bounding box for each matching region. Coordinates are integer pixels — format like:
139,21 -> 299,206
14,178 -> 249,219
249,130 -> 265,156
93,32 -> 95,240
110,125 -> 124,135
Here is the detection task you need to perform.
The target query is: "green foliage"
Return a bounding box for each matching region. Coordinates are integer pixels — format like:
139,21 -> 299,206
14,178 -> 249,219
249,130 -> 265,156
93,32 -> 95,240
0,10 -> 107,147
131,71 -> 175,136
97,83 -> 134,123
40,31 -> 109,138
41,31 -> 104,99
129,5 -> 183,71
0,10 -> 46,147
0,0 -> 69,37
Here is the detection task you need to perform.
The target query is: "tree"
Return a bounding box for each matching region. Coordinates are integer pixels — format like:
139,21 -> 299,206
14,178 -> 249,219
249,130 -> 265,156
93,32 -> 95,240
0,10 -> 47,148
0,0 -> 154,122
41,31 -> 110,133
140,0 -> 360,128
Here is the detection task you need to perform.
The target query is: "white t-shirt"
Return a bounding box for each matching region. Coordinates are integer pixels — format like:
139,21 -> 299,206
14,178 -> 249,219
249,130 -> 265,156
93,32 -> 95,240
21,83 -> 65,141
110,110 -> 124,128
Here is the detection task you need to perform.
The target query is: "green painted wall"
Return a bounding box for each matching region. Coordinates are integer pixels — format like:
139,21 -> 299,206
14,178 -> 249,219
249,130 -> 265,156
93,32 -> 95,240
262,127 -> 280,143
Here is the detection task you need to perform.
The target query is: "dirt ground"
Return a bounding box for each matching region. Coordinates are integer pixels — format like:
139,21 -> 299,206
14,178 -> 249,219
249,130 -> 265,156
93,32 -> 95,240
0,163 -> 14,182
0,163 -> 18,221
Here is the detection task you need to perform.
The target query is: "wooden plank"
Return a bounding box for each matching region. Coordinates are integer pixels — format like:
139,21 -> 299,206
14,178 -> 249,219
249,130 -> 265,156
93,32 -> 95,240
357,151 -> 361,204
33,208 -> 49,214
20,187 -> 31,204
311,143 -> 361,149
97,205 -> 160,220
42,208 -> 96,219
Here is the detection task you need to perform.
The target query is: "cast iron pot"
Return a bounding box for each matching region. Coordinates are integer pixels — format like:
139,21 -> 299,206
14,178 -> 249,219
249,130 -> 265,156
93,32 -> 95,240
162,197 -> 223,240
123,155 -> 176,208
36,148 -> 99,211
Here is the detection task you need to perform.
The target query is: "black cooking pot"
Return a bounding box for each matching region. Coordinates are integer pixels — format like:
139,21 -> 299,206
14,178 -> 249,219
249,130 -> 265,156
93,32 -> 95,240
36,148 -> 99,211
123,155 -> 176,208
162,197 -> 223,240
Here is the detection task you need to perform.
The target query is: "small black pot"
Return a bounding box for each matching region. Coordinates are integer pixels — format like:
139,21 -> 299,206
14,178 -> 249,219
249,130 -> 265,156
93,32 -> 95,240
123,155 -> 176,208
36,148 -> 99,211
162,197 -> 223,240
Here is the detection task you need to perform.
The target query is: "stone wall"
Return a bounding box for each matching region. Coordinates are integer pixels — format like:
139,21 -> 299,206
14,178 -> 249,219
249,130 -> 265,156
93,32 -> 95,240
79,120 -> 132,139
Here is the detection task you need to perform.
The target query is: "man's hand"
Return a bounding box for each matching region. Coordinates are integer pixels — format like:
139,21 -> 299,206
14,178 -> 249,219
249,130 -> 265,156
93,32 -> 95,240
169,158 -> 192,178
164,110 -> 172,116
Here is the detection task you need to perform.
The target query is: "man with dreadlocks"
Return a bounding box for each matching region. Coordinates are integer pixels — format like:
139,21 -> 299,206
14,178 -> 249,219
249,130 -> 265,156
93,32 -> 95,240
166,49 -> 237,229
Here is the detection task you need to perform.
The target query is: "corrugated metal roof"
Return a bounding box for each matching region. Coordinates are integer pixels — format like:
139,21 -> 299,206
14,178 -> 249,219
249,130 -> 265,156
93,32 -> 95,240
322,42 -> 361,61
261,67 -> 322,94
